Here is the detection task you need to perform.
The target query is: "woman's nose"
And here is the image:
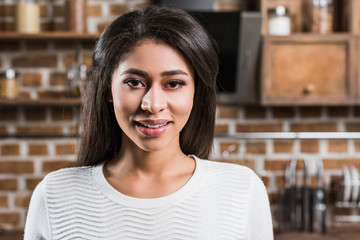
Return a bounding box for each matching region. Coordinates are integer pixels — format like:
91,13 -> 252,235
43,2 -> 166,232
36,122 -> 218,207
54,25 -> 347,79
141,87 -> 167,113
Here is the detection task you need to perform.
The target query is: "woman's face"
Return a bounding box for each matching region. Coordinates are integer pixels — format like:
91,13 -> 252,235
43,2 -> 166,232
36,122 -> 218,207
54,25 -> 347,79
110,39 -> 195,152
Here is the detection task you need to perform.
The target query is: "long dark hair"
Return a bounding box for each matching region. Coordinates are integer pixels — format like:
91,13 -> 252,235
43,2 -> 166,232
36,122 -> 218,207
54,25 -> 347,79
78,6 -> 219,166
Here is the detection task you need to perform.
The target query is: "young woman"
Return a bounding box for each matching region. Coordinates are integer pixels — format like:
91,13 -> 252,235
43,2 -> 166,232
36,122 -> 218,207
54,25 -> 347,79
25,6 -> 273,239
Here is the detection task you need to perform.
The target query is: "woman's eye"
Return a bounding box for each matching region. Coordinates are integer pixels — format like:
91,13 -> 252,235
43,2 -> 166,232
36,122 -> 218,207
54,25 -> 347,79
166,80 -> 186,89
124,79 -> 145,88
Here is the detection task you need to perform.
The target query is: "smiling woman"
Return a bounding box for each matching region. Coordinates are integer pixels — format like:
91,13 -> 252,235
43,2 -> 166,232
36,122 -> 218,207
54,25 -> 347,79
24,6 -> 273,240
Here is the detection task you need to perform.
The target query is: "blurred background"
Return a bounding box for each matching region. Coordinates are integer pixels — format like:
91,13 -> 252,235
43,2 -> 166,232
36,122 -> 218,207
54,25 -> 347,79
0,0 -> 360,239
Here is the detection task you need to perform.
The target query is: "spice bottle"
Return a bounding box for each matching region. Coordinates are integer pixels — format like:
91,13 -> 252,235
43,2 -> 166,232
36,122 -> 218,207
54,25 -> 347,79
311,0 -> 334,34
0,69 -> 19,99
15,0 -> 40,33
267,6 -> 291,36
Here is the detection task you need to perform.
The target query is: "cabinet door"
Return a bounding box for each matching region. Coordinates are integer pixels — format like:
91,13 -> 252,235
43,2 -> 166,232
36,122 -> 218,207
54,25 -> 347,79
261,34 -> 357,105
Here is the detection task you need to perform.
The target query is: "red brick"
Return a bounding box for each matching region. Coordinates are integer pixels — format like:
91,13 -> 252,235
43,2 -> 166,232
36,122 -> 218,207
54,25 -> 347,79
217,106 -> 238,119
52,107 -> 74,121
42,22 -> 55,31
219,142 -> 239,155
268,192 -> 279,204
2,4 -> 14,17
272,107 -> 295,118
300,140 -> 319,153
291,122 -> 338,132
24,107 -> 47,121
82,54 -> 93,67
0,127 -> 7,135
1,144 -> 20,156
53,5 -> 65,17
0,196 -> 8,207
42,160 -> 75,173
0,212 -> 20,225
244,106 -> 266,119
26,178 -> 43,190
28,144 -> 48,156
25,41 -> 49,51
16,126 -> 64,136
354,107 -> 360,117
88,5 -> 102,17
0,179 -> 18,191
12,55 -> 57,68
264,159 -> 290,171
328,107 -> 349,117
328,140 -> 348,153
62,54 -> 76,67
355,140 -> 360,152
54,42 -> 76,50
246,142 -> 266,154
21,73 -> 42,87
0,161 -> 34,174
15,194 -> 31,207
54,22 -> 66,31
262,176 -> 270,188
40,4 -> 48,18
82,42 -> 95,51
214,124 -> 229,134
49,72 -> 66,86
97,22 -> 110,33
323,158 -> 360,170
0,107 -> 18,121
56,143 -> 77,155
69,125 -> 79,135
211,158 -> 255,170
345,122 -> 360,132
37,90 -> 65,99
276,175 -> 285,189
236,123 -> 282,132
0,41 -> 21,51
273,140 -> 293,153
109,4 -> 129,16
2,22 -> 15,31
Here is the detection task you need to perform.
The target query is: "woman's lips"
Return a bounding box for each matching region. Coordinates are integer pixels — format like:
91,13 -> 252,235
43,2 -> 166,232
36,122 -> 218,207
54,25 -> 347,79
135,119 -> 171,136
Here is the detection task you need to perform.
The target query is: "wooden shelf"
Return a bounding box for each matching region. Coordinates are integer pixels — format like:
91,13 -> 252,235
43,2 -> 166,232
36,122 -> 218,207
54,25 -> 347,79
0,98 -> 82,106
0,31 -> 99,40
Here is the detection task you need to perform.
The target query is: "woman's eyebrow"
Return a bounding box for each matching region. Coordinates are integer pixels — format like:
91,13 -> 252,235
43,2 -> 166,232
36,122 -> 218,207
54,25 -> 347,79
161,70 -> 189,77
121,68 -> 149,77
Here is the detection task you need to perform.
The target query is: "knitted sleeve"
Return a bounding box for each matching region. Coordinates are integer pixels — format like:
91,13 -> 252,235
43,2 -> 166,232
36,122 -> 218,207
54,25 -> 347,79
24,178 -> 52,240
245,173 -> 274,240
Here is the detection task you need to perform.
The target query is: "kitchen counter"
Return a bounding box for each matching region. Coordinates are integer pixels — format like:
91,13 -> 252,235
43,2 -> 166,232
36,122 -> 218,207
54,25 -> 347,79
275,226 -> 360,240
1,228 -> 360,240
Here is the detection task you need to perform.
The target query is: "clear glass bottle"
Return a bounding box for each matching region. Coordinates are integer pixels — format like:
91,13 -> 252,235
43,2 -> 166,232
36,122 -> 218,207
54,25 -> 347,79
267,6 -> 291,36
312,0 -> 334,34
15,0 -> 40,33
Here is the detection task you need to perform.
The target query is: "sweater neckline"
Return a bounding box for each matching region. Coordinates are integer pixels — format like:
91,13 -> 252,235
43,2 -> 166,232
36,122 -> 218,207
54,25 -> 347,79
91,155 -> 204,209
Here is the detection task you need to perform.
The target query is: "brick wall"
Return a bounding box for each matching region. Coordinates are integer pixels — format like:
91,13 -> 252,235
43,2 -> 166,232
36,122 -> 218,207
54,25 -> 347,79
0,0 -> 359,231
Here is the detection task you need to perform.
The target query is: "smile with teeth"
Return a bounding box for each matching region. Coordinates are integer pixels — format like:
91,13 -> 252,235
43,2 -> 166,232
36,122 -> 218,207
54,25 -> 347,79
135,120 -> 171,136
139,122 -> 168,129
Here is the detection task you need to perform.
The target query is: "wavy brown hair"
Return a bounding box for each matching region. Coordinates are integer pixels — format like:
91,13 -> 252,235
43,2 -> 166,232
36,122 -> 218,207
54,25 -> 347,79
78,6 -> 219,166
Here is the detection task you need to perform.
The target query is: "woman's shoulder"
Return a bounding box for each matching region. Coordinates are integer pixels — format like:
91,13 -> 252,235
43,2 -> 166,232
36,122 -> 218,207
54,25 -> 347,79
196,157 -> 256,179
38,165 -> 95,193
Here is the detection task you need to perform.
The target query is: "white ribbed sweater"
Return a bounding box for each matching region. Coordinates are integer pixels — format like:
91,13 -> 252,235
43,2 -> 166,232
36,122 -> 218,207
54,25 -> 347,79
24,156 -> 273,240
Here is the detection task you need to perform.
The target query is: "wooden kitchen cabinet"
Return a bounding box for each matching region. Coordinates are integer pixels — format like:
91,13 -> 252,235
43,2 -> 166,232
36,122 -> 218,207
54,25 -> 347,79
259,0 -> 360,106
261,34 -> 357,105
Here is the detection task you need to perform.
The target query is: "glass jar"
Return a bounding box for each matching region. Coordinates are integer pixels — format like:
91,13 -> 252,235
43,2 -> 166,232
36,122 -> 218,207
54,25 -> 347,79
15,0 -> 40,33
311,0 -> 334,34
268,6 -> 291,36
0,69 -> 20,99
